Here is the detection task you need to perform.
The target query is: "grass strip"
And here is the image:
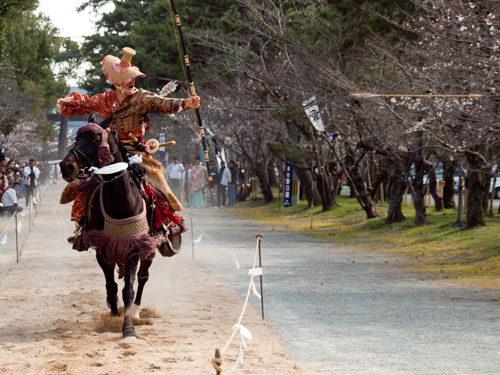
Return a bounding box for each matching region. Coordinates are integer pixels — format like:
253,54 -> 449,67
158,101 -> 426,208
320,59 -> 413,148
229,195 -> 500,290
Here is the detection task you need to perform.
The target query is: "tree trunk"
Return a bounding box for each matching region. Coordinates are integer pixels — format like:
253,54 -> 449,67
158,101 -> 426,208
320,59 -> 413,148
385,164 -> 406,224
369,168 -> 388,200
294,167 -> 321,207
315,171 -> 336,211
412,159 -> 427,226
442,161 -> 455,209
427,168 -> 443,211
267,162 -> 279,188
348,167 -> 378,219
465,169 -> 487,228
254,162 -> 274,203
57,115 -> 68,159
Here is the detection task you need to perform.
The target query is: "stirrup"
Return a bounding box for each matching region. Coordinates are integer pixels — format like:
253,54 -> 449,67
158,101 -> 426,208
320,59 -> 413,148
158,225 -> 182,257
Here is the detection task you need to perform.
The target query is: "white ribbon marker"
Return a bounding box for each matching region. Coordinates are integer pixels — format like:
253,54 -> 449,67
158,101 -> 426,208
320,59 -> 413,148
17,221 -> 22,234
89,162 -> 128,175
192,234 -> 203,244
0,233 -> 7,245
232,323 -> 252,371
233,251 -> 240,269
248,268 -> 263,299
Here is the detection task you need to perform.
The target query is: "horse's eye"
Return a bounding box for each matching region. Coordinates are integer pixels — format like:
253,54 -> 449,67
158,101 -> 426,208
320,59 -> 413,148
93,136 -> 100,144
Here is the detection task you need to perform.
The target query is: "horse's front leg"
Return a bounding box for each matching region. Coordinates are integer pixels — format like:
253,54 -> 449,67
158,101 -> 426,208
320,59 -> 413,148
96,252 -> 119,316
132,259 -> 153,320
122,252 -> 139,338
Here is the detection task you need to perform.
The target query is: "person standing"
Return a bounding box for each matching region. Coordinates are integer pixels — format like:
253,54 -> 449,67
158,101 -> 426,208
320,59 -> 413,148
217,161 -> 231,207
0,182 -> 23,215
166,156 -> 185,200
228,160 -> 238,206
23,158 -> 40,207
188,157 -> 207,208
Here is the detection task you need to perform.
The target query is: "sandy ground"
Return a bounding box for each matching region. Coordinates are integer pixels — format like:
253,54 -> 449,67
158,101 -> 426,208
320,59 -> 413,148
0,183 -> 300,375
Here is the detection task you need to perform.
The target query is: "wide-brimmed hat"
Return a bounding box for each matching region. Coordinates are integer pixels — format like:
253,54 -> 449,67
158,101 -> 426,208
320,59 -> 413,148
102,47 -> 145,85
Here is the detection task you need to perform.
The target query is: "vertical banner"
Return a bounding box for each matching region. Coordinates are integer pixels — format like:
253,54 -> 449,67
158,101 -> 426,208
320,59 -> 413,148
284,164 -> 293,207
302,96 -> 325,132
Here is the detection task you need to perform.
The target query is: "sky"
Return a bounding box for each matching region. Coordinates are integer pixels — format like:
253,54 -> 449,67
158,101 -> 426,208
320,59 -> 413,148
36,0 -> 115,85
37,0 -> 100,42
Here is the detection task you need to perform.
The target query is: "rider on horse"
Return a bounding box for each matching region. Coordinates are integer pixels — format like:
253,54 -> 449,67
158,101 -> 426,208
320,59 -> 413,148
58,47 -> 201,247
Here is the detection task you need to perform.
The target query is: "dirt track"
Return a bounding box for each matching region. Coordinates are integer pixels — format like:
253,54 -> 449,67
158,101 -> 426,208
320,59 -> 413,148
2,182 -> 500,375
0,183 -> 299,375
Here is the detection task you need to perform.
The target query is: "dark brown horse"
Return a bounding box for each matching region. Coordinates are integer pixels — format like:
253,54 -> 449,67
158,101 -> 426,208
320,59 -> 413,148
60,119 -> 161,338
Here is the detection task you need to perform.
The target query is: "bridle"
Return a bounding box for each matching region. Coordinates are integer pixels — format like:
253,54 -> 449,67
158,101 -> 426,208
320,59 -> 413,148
68,137 -> 101,179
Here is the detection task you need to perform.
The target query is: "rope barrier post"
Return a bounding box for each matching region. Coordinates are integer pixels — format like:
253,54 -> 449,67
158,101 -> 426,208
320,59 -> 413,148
310,180 -> 315,230
28,197 -> 32,233
190,213 -> 194,260
15,212 -> 19,263
257,234 -> 264,320
278,162 -> 282,211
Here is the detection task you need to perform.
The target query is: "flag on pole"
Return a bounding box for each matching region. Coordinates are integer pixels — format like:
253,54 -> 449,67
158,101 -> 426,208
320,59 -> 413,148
302,96 -> 325,132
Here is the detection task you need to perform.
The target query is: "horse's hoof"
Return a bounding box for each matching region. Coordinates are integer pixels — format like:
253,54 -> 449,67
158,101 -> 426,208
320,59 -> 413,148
121,335 -> 138,343
107,296 -> 119,316
122,325 -> 138,339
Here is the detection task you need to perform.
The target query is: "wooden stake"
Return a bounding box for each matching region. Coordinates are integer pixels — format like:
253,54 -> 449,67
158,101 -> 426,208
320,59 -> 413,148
257,235 -> 265,320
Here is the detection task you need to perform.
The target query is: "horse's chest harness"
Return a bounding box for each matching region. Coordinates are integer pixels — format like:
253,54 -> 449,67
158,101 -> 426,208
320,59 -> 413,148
99,186 -> 149,239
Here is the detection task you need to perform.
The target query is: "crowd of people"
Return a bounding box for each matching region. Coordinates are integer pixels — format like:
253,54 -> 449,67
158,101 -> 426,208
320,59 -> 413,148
0,151 -> 49,216
166,156 -> 247,209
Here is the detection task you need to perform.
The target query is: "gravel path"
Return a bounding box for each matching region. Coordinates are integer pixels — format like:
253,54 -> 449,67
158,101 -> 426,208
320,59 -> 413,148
187,206 -> 500,375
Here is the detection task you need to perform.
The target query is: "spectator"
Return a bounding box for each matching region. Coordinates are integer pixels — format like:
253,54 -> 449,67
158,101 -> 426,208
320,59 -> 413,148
228,160 -> 238,206
206,161 -> 218,206
166,156 -> 184,200
0,182 -> 23,215
23,158 -> 40,207
0,171 -> 6,196
188,157 -> 207,208
216,161 -> 231,208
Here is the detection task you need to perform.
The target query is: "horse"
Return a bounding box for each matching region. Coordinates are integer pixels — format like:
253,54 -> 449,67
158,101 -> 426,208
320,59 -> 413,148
59,118 -> 163,339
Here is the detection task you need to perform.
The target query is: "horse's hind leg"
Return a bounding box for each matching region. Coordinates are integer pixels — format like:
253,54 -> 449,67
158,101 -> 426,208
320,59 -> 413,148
132,259 -> 153,319
122,253 -> 139,338
96,253 -> 119,316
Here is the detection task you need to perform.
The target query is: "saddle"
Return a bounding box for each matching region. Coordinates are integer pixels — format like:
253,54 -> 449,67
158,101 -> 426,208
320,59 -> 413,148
68,165 -> 184,257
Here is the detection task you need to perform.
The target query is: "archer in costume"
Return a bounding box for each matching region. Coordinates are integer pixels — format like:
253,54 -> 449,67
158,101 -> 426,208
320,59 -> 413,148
58,47 -> 200,213
59,47 -> 201,253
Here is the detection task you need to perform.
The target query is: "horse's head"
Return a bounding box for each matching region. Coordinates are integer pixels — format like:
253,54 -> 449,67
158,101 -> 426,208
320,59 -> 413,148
60,116 -> 119,182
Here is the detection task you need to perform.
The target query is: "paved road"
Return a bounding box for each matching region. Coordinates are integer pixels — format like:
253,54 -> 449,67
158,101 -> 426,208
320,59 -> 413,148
187,206 -> 500,375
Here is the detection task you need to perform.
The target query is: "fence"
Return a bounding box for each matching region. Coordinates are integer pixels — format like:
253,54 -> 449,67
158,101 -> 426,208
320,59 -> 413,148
0,179 -> 50,267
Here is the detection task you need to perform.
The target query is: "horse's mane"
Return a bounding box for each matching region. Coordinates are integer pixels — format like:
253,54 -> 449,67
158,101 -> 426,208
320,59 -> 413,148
86,113 -> 129,163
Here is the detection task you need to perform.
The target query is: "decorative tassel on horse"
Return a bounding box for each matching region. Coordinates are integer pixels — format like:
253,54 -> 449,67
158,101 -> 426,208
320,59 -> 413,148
85,189 -> 163,278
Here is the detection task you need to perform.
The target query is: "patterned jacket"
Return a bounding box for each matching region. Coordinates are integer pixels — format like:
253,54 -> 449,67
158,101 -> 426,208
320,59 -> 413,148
58,89 -> 185,140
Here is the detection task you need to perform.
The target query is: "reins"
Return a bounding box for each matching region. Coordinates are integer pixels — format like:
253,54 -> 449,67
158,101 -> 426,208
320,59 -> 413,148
68,147 -> 98,179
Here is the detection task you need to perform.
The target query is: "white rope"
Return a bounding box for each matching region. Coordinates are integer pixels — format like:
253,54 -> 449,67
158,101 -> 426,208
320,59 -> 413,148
191,215 -> 255,249
0,212 -> 16,243
221,238 -> 260,356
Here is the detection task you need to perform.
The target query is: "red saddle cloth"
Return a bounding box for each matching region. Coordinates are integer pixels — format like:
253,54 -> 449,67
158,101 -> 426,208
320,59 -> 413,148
143,185 -> 185,233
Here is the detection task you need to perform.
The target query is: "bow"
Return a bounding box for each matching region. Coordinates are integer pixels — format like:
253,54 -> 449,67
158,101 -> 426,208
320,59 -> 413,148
168,0 -> 213,189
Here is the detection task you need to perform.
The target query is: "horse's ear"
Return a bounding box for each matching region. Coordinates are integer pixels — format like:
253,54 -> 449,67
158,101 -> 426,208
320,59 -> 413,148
100,115 -> 113,130
88,113 -> 100,124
